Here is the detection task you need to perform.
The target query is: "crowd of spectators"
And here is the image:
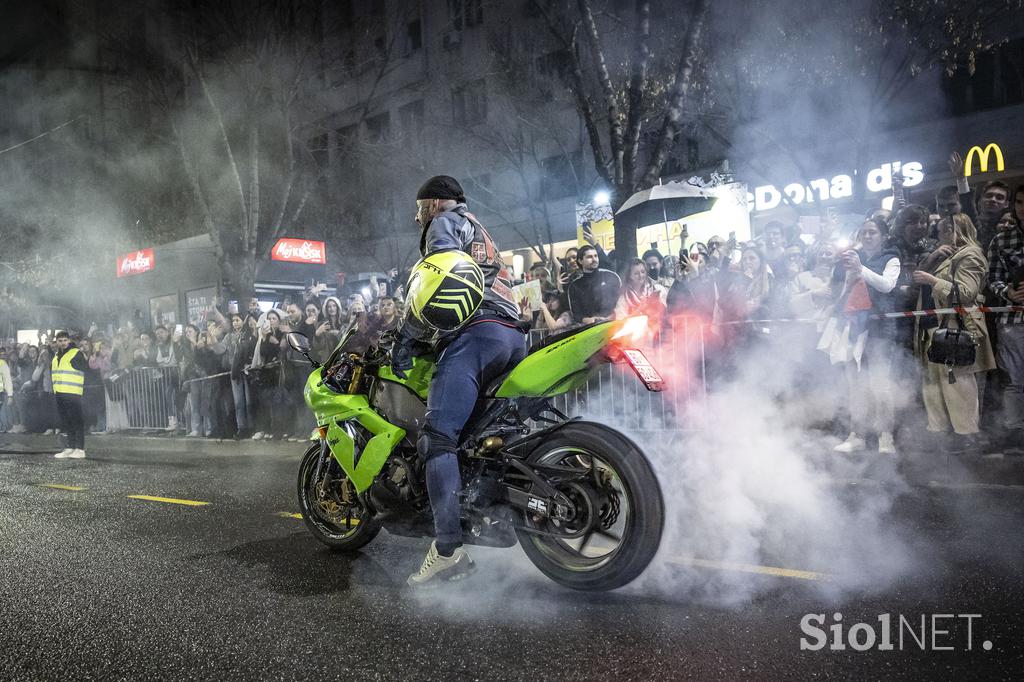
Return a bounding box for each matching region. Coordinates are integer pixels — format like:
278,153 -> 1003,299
0,283 -> 405,443
511,161 -> 1024,455
3,160 -> 1023,456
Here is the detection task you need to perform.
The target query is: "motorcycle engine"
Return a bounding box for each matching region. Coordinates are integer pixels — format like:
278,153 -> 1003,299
368,454 -> 422,510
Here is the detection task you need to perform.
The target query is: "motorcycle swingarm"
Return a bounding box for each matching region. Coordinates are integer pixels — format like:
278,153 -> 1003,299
491,458 -> 594,527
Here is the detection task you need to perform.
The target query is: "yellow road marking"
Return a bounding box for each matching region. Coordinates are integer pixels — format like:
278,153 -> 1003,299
667,557 -> 827,581
38,484 -> 86,492
127,495 -> 209,507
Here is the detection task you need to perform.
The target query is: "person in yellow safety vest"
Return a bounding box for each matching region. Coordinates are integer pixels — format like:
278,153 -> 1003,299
52,330 -> 88,459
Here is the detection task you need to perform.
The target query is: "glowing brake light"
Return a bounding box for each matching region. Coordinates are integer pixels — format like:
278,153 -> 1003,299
612,315 -> 649,345
318,425 -> 330,440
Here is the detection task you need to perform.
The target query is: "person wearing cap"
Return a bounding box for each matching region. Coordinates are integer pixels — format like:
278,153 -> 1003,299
51,330 -> 89,459
395,175 -> 527,587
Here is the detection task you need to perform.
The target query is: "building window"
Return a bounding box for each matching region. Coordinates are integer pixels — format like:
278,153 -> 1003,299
463,173 -> 492,200
373,33 -> 387,61
335,124 -> 358,154
452,79 -> 487,126
308,133 -> 329,169
338,0 -> 354,28
365,112 -> 391,143
341,48 -> 357,74
448,0 -> 483,30
686,137 -> 699,168
535,50 -> 571,81
399,99 -> 425,135
540,152 -> 582,200
406,19 -> 422,53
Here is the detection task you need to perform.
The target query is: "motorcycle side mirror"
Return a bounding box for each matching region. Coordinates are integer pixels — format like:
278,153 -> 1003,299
287,332 -> 319,368
287,332 -> 311,353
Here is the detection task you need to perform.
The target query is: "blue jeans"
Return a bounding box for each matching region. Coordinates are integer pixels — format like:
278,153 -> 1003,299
231,377 -> 251,432
418,321 -> 526,550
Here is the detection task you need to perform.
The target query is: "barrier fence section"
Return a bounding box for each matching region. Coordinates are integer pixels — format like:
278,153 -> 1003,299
105,366 -> 180,431
529,316 -> 707,433
86,321 -> 710,434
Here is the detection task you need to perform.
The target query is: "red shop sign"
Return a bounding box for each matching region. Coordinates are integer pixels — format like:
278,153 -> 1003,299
271,238 -> 327,264
117,248 -> 155,277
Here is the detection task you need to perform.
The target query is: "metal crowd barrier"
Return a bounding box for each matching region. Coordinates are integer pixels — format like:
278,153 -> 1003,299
530,315 -> 707,433
104,366 -> 180,430
91,320 -> 709,435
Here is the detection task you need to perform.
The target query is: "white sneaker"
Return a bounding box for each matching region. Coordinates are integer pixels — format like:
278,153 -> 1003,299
187,430 -> 200,437
252,432 -> 264,440
44,429 -> 55,435
166,416 -> 178,431
67,449 -> 86,459
407,541 -> 476,587
54,448 -> 73,459
878,432 -> 896,455
834,433 -> 866,453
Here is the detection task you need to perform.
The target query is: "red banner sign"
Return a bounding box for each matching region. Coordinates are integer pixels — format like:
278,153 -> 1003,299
271,238 -> 326,264
117,248 -> 155,277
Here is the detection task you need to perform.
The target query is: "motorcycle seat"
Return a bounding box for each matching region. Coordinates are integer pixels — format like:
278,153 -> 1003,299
483,369 -> 514,397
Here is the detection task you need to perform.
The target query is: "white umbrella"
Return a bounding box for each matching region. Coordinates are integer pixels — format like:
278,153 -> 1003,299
615,181 -> 718,253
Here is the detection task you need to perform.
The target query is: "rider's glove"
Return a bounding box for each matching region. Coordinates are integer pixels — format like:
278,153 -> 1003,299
391,337 -> 414,379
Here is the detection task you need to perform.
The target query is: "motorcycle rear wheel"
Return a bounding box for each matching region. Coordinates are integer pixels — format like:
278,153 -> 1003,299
297,444 -> 380,551
515,423 -> 663,591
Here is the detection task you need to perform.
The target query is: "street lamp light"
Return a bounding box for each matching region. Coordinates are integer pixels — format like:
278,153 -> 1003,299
593,191 -> 610,206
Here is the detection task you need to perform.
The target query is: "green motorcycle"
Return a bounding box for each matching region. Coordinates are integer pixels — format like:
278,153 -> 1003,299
287,315 -> 665,591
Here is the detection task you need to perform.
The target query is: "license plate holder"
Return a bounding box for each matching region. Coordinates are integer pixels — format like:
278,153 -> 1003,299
621,348 -> 664,392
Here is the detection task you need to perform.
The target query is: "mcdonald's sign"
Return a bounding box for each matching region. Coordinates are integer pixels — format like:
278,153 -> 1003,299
964,143 -> 1005,177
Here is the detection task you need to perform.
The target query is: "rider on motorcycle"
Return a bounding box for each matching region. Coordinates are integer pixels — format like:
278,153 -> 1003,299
392,175 -> 527,587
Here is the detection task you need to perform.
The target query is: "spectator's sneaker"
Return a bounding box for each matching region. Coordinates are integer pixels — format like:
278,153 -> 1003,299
53,448 -> 73,459
166,416 -> 178,431
252,432 -> 264,440
11,425 -> 26,433
187,430 -> 200,438
833,433 -> 866,453
67,449 -> 86,459
877,432 -> 896,455
43,429 -> 55,435
407,541 -> 475,587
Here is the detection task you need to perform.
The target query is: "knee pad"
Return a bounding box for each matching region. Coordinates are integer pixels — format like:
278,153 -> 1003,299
416,430 -> 457,463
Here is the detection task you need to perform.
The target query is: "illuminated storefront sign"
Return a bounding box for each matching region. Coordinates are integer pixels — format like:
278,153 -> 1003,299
964,143 -> 1005,177
751,160 -> 924,213
117,248 -> 155,277
271,238 -> 326,264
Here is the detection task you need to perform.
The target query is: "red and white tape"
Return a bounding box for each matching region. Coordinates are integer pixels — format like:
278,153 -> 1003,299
710,306 -> 1024,327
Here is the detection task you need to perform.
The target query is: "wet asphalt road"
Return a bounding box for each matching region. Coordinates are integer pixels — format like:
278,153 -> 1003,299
1,443 -> 1023,681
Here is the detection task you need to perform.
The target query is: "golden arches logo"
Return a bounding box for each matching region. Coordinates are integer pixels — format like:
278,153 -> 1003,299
964,143 -> 1005,177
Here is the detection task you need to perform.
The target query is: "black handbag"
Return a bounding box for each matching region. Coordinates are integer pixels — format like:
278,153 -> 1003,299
926,257 -> 976,384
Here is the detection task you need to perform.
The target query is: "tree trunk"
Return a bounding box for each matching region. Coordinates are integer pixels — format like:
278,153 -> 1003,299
612,181 -> 636,264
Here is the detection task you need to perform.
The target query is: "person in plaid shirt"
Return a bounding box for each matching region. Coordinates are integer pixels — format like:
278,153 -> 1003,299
987,208 -> 1024,439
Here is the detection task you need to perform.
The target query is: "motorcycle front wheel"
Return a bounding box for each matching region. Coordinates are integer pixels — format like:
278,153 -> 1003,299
515,422 -> 664,591
297,443 -> 380,551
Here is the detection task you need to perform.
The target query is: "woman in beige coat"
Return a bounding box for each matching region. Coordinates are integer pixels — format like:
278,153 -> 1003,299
912,213 -> 995,438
